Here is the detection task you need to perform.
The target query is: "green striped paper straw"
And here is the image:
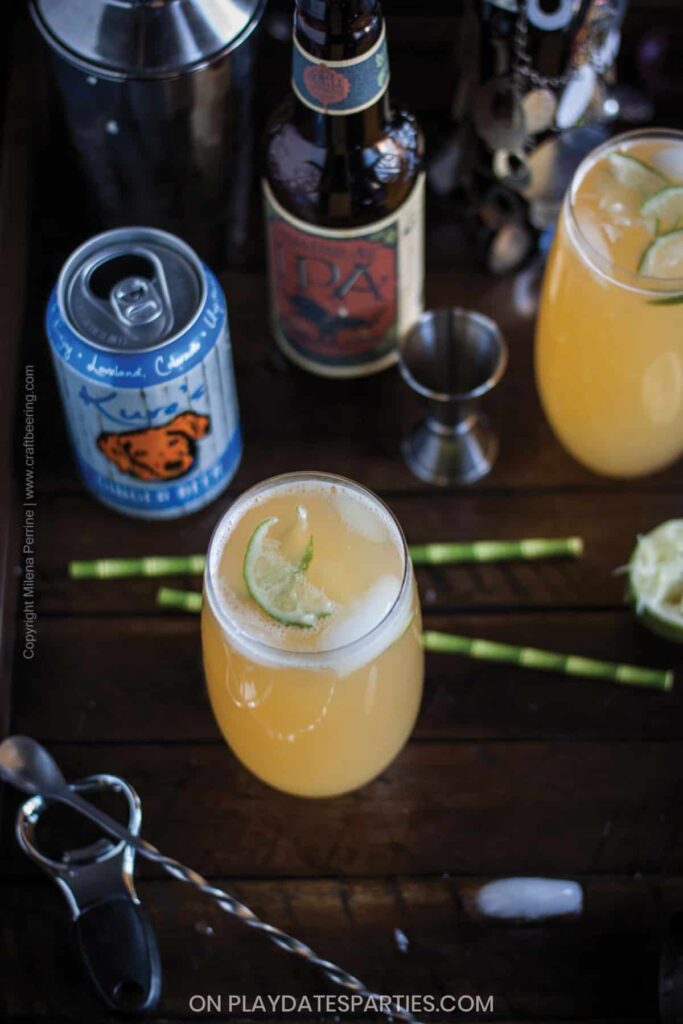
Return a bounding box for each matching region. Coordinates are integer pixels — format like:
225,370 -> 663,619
154,590 -> 673,693
69,537 -> 584,579
423,630 -> 673,692
157,587 -> 203,613
69,555 -> 207,579
409,537 -> 583,565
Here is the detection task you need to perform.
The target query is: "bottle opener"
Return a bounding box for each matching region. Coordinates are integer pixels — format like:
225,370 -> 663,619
16,773 -> 161,1014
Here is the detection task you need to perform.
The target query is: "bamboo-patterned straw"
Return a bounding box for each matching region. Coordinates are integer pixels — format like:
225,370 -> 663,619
410,537 -> 583,564
422,630 -> 673,692
157,587 -> 203,613
69,537 -> 584,579
154,590 -> 673,692
69,555 -> 206,579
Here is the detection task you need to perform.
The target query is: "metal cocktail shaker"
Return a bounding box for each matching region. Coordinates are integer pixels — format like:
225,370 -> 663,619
30,0 -> 265,265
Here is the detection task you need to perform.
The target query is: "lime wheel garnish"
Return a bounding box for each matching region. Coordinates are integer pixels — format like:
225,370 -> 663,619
243,517 -> 334,628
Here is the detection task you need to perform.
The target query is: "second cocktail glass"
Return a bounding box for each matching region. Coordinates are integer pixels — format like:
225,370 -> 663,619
201,473 -> 424,798
535,128 -> 683,478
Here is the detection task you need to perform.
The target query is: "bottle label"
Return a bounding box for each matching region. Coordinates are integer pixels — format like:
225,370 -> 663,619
292,23 -> 390,116
263,175 -> 425,377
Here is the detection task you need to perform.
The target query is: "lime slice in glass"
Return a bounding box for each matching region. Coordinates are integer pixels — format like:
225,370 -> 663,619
293,505 -> 313,571
641,186 -> 683,230
628,520 -> 683,644
608,151 -> 669,195
243,517 -> 334,627
638,229 -> 683,277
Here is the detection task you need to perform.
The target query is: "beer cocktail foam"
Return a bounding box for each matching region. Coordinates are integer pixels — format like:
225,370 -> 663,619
205,477 -> 413,675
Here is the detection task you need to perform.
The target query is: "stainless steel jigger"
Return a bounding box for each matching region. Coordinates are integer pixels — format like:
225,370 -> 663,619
398,308 -> 508,486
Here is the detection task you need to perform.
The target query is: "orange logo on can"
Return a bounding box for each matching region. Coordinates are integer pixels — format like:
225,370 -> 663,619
303,65 -> 351,106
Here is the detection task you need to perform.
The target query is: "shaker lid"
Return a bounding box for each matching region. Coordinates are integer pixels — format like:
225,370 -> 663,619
30,0 -> 263,78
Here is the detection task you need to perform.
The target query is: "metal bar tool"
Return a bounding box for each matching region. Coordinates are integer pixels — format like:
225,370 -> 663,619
16,770 -> 161,1013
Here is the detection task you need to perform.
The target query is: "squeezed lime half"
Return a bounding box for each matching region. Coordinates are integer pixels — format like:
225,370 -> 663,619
628,520 -> 683,644
243,517 -> 334,628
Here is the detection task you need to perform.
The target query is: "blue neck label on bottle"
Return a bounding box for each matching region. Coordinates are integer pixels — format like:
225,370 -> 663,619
292,24 -> 389,115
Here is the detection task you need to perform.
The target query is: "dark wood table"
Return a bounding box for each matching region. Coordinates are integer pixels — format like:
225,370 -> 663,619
2,7 -> 683,1024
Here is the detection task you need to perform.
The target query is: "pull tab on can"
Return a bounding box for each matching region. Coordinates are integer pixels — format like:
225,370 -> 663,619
60,229 -> 203,352
110,274 -> 164,328
79,246 -> 176,349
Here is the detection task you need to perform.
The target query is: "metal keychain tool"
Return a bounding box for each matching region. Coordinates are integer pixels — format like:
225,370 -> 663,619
16,773 -> 161,1014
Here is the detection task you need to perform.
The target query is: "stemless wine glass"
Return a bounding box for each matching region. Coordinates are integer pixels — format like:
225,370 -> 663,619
535,128 -> 683,478
201,472 -> 424,798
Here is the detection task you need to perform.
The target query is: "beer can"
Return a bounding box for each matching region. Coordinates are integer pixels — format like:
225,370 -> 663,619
46,227 -> 242,519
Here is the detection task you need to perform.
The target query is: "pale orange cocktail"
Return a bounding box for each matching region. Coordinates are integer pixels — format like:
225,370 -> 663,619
201,473 -> 424,797
536,129 -> 683,477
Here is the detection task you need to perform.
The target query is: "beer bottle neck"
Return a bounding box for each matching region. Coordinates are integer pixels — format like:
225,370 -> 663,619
295,0 -> 383,60
291,0 -> 390,123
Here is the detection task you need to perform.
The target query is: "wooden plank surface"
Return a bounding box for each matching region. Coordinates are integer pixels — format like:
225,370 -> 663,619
11,612 -> 680,743
6,245 -> 683,1017
2,740 -> 682,880
34,490 -> 683,616
0,875 -> 674,1021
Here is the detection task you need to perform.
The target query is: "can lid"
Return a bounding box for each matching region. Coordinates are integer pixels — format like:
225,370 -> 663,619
58,227 -> 205,353
30,0 -> 263,78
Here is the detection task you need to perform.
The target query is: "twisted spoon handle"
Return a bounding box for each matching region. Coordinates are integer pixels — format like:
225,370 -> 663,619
134,835 -> 421,1024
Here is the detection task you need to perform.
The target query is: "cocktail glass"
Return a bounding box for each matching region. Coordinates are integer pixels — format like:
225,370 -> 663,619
535,128 -> 683,478
201,472 -> 424,798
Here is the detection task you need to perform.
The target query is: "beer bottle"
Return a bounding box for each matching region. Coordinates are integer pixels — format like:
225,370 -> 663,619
263,0 -> 425,378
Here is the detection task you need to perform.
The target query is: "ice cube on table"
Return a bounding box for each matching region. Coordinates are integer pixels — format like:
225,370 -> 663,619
472,877 -> 583,922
